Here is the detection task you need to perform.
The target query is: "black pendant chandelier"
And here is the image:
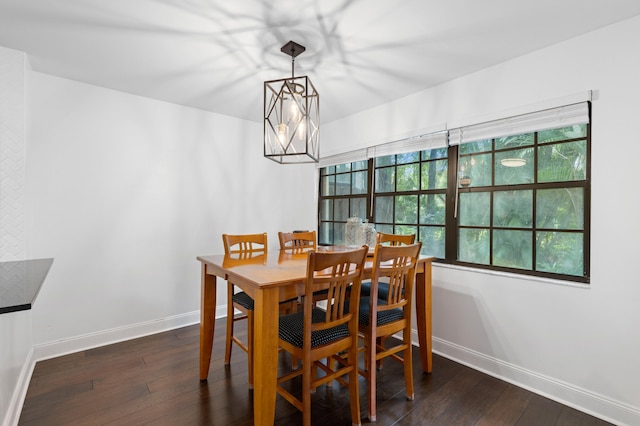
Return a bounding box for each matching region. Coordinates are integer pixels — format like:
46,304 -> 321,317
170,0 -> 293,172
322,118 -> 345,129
264,41 -> 319,164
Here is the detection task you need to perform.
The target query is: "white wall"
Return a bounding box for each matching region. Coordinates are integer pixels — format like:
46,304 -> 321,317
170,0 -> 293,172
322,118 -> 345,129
24,72 -> 317,351
324,15 -> 640,426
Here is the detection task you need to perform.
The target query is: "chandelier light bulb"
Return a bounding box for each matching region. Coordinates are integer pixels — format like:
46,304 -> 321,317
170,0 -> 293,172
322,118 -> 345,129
295,120 -> 306,140
277,123 -> 289,147
289,95 -> 301,122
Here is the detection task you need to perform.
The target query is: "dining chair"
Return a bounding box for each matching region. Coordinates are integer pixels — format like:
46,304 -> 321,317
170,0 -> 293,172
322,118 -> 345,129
278,230 -> 317,251
277,246 -> 368,426
358,242 -> 422,422
278,230 -> 326,309
222,233 -> 297,388
361,232 -> 416,301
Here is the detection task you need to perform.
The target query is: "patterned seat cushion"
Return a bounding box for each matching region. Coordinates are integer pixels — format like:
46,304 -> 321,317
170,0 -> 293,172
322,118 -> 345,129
358,297 -> 404,326
360,281 -> 390,300
232,291 -> 254,310
232,291 -> 297,311
279,307 -> 349,348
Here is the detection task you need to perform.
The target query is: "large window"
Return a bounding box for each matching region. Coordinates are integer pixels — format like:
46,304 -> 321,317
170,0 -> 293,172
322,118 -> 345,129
455,124 -> 589,281
318,102 -> 591,283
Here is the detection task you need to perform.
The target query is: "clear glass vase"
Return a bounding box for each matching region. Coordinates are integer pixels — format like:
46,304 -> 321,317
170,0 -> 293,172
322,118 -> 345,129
357,221 -> 376,248
345,217 -> 362,247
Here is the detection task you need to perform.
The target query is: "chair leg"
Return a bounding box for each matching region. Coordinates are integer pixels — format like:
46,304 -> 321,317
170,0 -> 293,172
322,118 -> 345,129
366,333 -> 377,422
224,283 -> 235,365
303,359 -> 312,426
247,310 -> 254,389
376,337 -> 384,370
403,330 -> 414,401
349,346 -> 362,426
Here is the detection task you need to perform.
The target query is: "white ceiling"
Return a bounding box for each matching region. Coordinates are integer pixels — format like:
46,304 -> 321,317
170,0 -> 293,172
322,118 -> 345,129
1,0 -> 640,124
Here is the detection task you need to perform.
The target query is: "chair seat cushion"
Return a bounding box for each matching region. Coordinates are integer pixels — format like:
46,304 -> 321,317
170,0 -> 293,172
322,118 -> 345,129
279,308 -> 349,348
232,291 -> 297,311
358,297 -> 404,326
360,280 -> 390,300
232,291 -> 254,310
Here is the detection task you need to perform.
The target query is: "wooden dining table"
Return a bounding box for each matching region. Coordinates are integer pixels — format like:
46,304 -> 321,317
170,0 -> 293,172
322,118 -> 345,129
197,247 -> 435,426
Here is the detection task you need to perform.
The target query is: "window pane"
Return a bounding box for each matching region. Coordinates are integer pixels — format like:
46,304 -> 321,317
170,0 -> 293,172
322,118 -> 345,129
495,148 -> 534,185
538,140 -> 587,183
536,231 -> 583,276
320,199 -> 333,221
334,222 -> 345,245
419,225 -> 445,258
376,224 -> 393,234
395,195 -> 418,224
319,222 -> 332,245
421,159 -> 448,190
422,148 -> 448,160
460,139 -> 492,154
335,198 -> 349,221
459,228 -> 490,264
351,197 -> 367,219
538,124 -> 587,143
459,153 -> 491,187
396,225 -> 418,237
458,192 -> 490,226
321,175 -> 335,196
335,163 -> 351,173
419,193 -> 446,225
375,155 -> 395,167
336,173 -> 351,195
397,152 -> 420,164
536,188 -> 583,230
352,171 -> 367,194
494,133 -> 534,149
396,164 -> 419,191
493,190 -> 532,228
375,196 -> 393,223
352,160 -> 368,171
493,229 -> 532,269
375,167 -> 395,192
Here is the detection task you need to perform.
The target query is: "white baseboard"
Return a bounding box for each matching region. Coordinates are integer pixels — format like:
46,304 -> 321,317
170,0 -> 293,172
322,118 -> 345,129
431,335 -> 639,426
3,347 -> 35,426
33,307 -> 228,362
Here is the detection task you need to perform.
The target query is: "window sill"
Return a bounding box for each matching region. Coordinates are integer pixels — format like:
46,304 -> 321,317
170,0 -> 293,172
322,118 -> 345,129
432,262 -> 591,289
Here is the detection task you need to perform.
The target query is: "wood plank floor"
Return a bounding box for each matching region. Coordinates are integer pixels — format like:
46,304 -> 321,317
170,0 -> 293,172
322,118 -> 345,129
19,319 -> 612,425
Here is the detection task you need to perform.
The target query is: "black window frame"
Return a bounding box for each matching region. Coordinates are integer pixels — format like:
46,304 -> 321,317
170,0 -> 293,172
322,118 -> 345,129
318,111 -> 590,284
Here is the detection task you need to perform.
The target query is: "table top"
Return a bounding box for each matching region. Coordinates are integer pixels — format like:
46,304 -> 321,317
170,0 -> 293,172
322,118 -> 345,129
197,248 -> 435,289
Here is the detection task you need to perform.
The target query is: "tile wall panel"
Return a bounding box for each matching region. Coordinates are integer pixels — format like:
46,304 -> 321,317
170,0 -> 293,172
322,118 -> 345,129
0,46 -> 26,261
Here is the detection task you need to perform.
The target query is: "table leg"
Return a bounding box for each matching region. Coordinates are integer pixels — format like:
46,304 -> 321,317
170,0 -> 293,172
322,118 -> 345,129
252,287 -> 280,425
199,264 -> 217,380
415,261 -> 433,373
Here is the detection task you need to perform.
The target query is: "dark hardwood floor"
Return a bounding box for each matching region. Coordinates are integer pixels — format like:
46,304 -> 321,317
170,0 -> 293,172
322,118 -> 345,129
19,319 -> 612,425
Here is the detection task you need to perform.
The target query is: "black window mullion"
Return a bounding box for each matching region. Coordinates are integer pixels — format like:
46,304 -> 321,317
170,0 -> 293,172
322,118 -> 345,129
445,145 -> 459,262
